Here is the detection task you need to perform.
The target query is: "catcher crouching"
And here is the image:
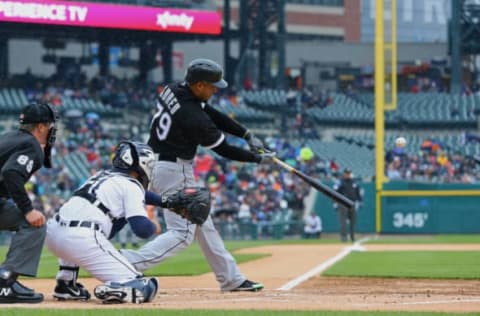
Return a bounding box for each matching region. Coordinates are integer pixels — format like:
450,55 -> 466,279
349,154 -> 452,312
45,141 -> 210,304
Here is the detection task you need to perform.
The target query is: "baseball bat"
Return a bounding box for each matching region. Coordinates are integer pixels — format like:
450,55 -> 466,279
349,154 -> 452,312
272,157 -> 355,210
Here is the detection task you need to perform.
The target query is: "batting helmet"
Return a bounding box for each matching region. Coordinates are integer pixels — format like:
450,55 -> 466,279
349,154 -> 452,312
185,58 -> 228,88
112,141 -> 155,189
19,102 -> 58,125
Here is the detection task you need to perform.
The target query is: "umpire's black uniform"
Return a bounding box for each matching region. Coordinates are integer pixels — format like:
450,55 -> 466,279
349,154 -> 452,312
334,168 -> 362,242
0,103 -> 57,303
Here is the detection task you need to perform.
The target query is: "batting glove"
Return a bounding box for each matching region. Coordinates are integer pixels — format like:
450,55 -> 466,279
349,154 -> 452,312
257,151 -> 276,165
244,130 -> 265,152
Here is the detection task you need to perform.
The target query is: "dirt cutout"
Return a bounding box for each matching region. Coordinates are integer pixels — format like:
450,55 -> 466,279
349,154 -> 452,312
7,243 -> 480,312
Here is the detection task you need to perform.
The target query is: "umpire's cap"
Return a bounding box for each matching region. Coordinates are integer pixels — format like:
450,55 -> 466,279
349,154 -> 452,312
19,103 -> 57,124
185,58 -> 228,88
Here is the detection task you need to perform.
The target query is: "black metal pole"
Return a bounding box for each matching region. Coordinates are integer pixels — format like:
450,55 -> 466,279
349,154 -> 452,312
450,0 -> 462,94
223,0 -> 232,85
258,0 -> 267,88
98,40 -> 109,76
0,35 -> 8,79
161,40 -> 173,84
277,0 -> 286,90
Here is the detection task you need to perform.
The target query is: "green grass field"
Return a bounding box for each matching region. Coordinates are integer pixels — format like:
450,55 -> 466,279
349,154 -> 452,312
323,251 -> 480,279
0,238 -> 337,278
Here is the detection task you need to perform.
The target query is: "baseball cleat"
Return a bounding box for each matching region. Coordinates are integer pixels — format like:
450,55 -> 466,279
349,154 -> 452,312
0,282 -> 43,304
94,284 -> 135,304
94,278 -> 158,304
0,287 -> 44,304
231,280 -> 264,292
0,269 -> 44,304
53,280 -> 91,301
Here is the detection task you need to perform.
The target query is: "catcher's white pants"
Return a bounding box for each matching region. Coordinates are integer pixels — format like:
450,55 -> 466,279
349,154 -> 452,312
121,159 -> 245,291
46,217 -> 142,283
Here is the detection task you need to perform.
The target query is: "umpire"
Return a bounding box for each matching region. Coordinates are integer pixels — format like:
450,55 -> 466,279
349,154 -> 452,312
0,102 -> 58,303
334,168 -> 362,242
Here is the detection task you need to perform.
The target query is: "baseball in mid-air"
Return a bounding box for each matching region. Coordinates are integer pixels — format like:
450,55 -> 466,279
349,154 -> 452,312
395,137 -> 407,147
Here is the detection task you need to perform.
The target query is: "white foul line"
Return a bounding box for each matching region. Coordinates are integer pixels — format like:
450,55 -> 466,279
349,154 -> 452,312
276,237 -> 369,291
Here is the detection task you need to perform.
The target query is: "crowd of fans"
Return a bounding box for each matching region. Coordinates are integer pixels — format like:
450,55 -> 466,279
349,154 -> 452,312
195,137 -> 325,237
21,127 -> 328,240
2,72 -> 480,240
385,136 -> 480,183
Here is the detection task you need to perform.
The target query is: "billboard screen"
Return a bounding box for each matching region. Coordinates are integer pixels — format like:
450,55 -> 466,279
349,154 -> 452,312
0,0 -> 222,35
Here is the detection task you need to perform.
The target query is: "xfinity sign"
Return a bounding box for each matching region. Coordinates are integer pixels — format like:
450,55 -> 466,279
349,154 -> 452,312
156,11 -> 194,31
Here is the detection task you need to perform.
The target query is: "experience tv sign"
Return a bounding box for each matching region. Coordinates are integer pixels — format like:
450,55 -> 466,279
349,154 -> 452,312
0,0 -> 222,35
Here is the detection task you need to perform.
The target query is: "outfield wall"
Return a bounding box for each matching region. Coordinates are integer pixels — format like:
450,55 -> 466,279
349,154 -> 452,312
314,182 -> 480,234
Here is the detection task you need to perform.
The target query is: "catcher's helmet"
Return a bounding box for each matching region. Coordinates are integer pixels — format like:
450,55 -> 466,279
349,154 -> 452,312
19,102 -> 58,124
185,58 -> 228,88
112,141 -> 155,189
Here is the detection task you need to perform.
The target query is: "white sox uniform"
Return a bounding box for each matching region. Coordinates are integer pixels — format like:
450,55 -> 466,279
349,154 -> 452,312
46,170 -> 147,283
120,79 -> 266,291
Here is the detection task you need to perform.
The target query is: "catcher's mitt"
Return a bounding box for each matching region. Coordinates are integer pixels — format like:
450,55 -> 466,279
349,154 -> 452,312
163,187 -> 211,225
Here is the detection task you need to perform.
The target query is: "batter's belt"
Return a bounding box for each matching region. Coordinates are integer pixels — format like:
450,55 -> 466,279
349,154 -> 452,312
158,153 -> 193,164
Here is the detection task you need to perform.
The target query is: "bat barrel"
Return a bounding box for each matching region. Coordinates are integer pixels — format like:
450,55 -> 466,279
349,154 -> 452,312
272,158 -> 354,209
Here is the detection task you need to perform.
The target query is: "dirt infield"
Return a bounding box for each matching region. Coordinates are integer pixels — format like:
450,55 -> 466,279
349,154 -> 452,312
13,243 -> 480,312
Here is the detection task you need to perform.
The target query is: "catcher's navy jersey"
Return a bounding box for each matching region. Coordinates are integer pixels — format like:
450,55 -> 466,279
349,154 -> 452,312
148,83 -> 224,160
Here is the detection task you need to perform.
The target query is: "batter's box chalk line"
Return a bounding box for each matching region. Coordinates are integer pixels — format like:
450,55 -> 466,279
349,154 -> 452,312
277,237 -> 370,291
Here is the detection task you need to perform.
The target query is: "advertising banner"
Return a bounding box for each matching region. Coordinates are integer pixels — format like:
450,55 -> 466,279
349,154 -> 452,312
0,0 -> 221,34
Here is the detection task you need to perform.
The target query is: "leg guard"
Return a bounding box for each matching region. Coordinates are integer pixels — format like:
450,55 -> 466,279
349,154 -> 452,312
94,277 -> 158,304
53,266 -> 91,301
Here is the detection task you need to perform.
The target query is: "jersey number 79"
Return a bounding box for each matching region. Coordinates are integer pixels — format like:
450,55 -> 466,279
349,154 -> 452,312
151,99 -> 172,141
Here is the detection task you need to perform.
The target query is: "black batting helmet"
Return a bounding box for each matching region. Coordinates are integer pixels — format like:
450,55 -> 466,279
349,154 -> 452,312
185,58 -> 228,88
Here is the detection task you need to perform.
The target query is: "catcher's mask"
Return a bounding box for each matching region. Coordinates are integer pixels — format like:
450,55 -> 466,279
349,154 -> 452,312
112,141 -> 155,189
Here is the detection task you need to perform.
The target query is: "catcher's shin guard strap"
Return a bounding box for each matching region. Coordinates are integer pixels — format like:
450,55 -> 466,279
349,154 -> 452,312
59,266 -> 79,272
59,265 -> 79,282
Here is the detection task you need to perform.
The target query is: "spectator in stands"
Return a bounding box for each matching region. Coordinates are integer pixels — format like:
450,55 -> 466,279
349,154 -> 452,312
194,151 -> 214,179
329,158 -> 339,174
303,212 -> 322,239
463,132 -> 480,144
388,159 -> 402,179
385,137 -> 408,166
450,105 -> 460,118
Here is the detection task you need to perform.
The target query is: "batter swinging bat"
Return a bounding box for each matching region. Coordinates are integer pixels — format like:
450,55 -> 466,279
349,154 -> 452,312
272,157 -> 355,210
